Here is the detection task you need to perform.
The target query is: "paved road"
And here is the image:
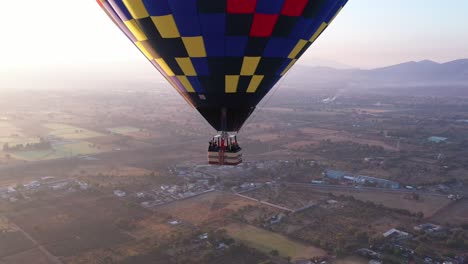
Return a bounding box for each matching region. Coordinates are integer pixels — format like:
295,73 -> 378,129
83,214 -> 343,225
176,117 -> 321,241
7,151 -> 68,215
235,193 -> 294,212
284,182 -> 447,197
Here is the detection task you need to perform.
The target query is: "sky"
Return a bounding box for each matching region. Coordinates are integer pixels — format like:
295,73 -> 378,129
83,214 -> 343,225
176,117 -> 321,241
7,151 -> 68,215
0,0 -> 467,72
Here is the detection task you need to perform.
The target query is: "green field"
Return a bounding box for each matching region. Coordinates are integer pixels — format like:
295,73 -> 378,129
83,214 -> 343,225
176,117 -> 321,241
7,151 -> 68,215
0,137 -> 40,146
45,123 -> 104,139
226,224 -> 325,260
107,126 -> 141,135
11,141 -> 103,161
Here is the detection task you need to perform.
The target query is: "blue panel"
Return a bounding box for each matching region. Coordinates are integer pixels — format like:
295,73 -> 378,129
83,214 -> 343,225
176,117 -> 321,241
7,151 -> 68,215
169,0 -> 197,15
290,17 -> 314,39
263,38 -> 296,58
188,77 -> 204,92
199,14 -> 226,36
256,0 -> 284,14
174,14 -> 201,36
225,36 -> 248,57
204,37 -> 225,56
142,0 -> 171,16
277,58 -> 293,75
191,58 -> 210,75
325,0 -> 346,22
108,0 -> 132,21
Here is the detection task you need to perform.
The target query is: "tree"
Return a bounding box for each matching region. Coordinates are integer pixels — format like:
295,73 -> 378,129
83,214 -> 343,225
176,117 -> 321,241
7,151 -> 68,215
270,249 -> 279,256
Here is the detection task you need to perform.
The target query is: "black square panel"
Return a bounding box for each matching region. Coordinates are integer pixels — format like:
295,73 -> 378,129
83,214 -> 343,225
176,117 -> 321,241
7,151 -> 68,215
237,76 -> 252,93
198,75 -> 225,93
139,40 -> 162,58
226,14 -> 253,36
163,57 -> 184,75
302,0 -> 327,18
135,17 -> 162,40
255,58 -> 285,75
207,57 -> 227,76
272,15 -> 300,37
198,0 -> 226,13
223,57 -> 244,75
244,37 -> 269,56
149,38 -> 188,58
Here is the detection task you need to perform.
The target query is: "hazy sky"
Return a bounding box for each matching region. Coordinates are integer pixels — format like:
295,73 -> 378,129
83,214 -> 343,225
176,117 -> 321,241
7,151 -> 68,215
0,0 -> 467,71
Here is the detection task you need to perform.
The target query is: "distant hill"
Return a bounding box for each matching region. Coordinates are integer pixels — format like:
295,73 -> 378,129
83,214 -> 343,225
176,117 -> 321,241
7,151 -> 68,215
286,59 -> 468,90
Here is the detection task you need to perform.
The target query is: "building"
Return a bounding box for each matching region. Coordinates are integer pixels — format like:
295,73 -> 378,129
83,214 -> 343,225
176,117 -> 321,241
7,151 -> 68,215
324,170 -> 348,180
383,228 -> 410,239
113,190 -> 126,197
414,223 -> 442,233
428,136 -> 448,143
354,175 -> 400,189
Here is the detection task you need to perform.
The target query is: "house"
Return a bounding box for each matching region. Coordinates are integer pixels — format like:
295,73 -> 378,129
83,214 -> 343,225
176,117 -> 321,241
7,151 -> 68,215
428,136 -> 448,143
414,223 -> 442,233
168,220 -> 181,225
324,170 -> 347,180
383,228 -> 410,240
198,233 -> 209,240
113,190 -> 126,197
354,175 -> 400,189
268,213 -> 286,225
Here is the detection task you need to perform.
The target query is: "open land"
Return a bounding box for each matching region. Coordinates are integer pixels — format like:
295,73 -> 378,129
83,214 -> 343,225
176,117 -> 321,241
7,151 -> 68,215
0,83 -> 467,263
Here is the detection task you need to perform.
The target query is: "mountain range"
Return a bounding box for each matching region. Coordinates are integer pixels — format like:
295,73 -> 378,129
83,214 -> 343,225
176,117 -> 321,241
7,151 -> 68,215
288,59 -> 468,89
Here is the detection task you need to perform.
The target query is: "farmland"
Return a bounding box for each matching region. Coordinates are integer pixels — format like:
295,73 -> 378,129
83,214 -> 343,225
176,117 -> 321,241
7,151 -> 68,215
431,198 -> 468,225
11,142 -> 105,161
226,223 -> 326,261
45,123 -> 104,140
312,188 -> 452,217
156,191 -> 257,225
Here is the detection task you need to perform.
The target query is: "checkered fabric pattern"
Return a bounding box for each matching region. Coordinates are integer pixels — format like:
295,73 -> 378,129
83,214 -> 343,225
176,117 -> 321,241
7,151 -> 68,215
97,0 -> 347,131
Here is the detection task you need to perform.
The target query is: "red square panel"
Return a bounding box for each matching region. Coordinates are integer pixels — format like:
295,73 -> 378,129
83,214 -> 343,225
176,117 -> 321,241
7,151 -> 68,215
227,0 -> 257,14
250,14 -> 279,37
281,0 -> 309,16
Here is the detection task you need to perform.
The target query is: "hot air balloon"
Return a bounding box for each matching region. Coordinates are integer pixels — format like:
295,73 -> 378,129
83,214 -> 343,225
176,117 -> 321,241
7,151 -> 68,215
97,0 -> 347,165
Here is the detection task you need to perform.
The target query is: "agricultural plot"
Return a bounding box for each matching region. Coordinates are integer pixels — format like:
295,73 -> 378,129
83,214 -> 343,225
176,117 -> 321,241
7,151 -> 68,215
431,199 -> 468,225
6,192 -> 142,258
1,248 -> 52,264
0,122 -> 40,147
317,189 -> 451,217
156,191 -> 257,225
10,149 -> 63,161
108,126 -> 159,140
11,141 -> 104,161
226,223 -> 326,261
44,123 -> 104,139
108,126 -> 141,135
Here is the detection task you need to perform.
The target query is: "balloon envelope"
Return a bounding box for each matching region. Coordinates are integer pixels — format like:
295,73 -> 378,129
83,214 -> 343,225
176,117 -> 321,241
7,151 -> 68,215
98,0 -> 347,131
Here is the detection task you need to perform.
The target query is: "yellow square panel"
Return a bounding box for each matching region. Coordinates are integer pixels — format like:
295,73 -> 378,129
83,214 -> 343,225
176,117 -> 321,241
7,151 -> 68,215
176,76 -> 195,93
175,58 -> 197,76
240,57 -> 261,76
288,39 -> 308,59
123,0 -> 149,19
151,15 -> 180,38
135,41 -> 154,60
124,20 -> 147,41
182,37 -> 207,58
155,58 -> 175,76
309,22 -> 328,43
225,75 -> 240,93
281,59 -> 297,76
246,75 -> 264,93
